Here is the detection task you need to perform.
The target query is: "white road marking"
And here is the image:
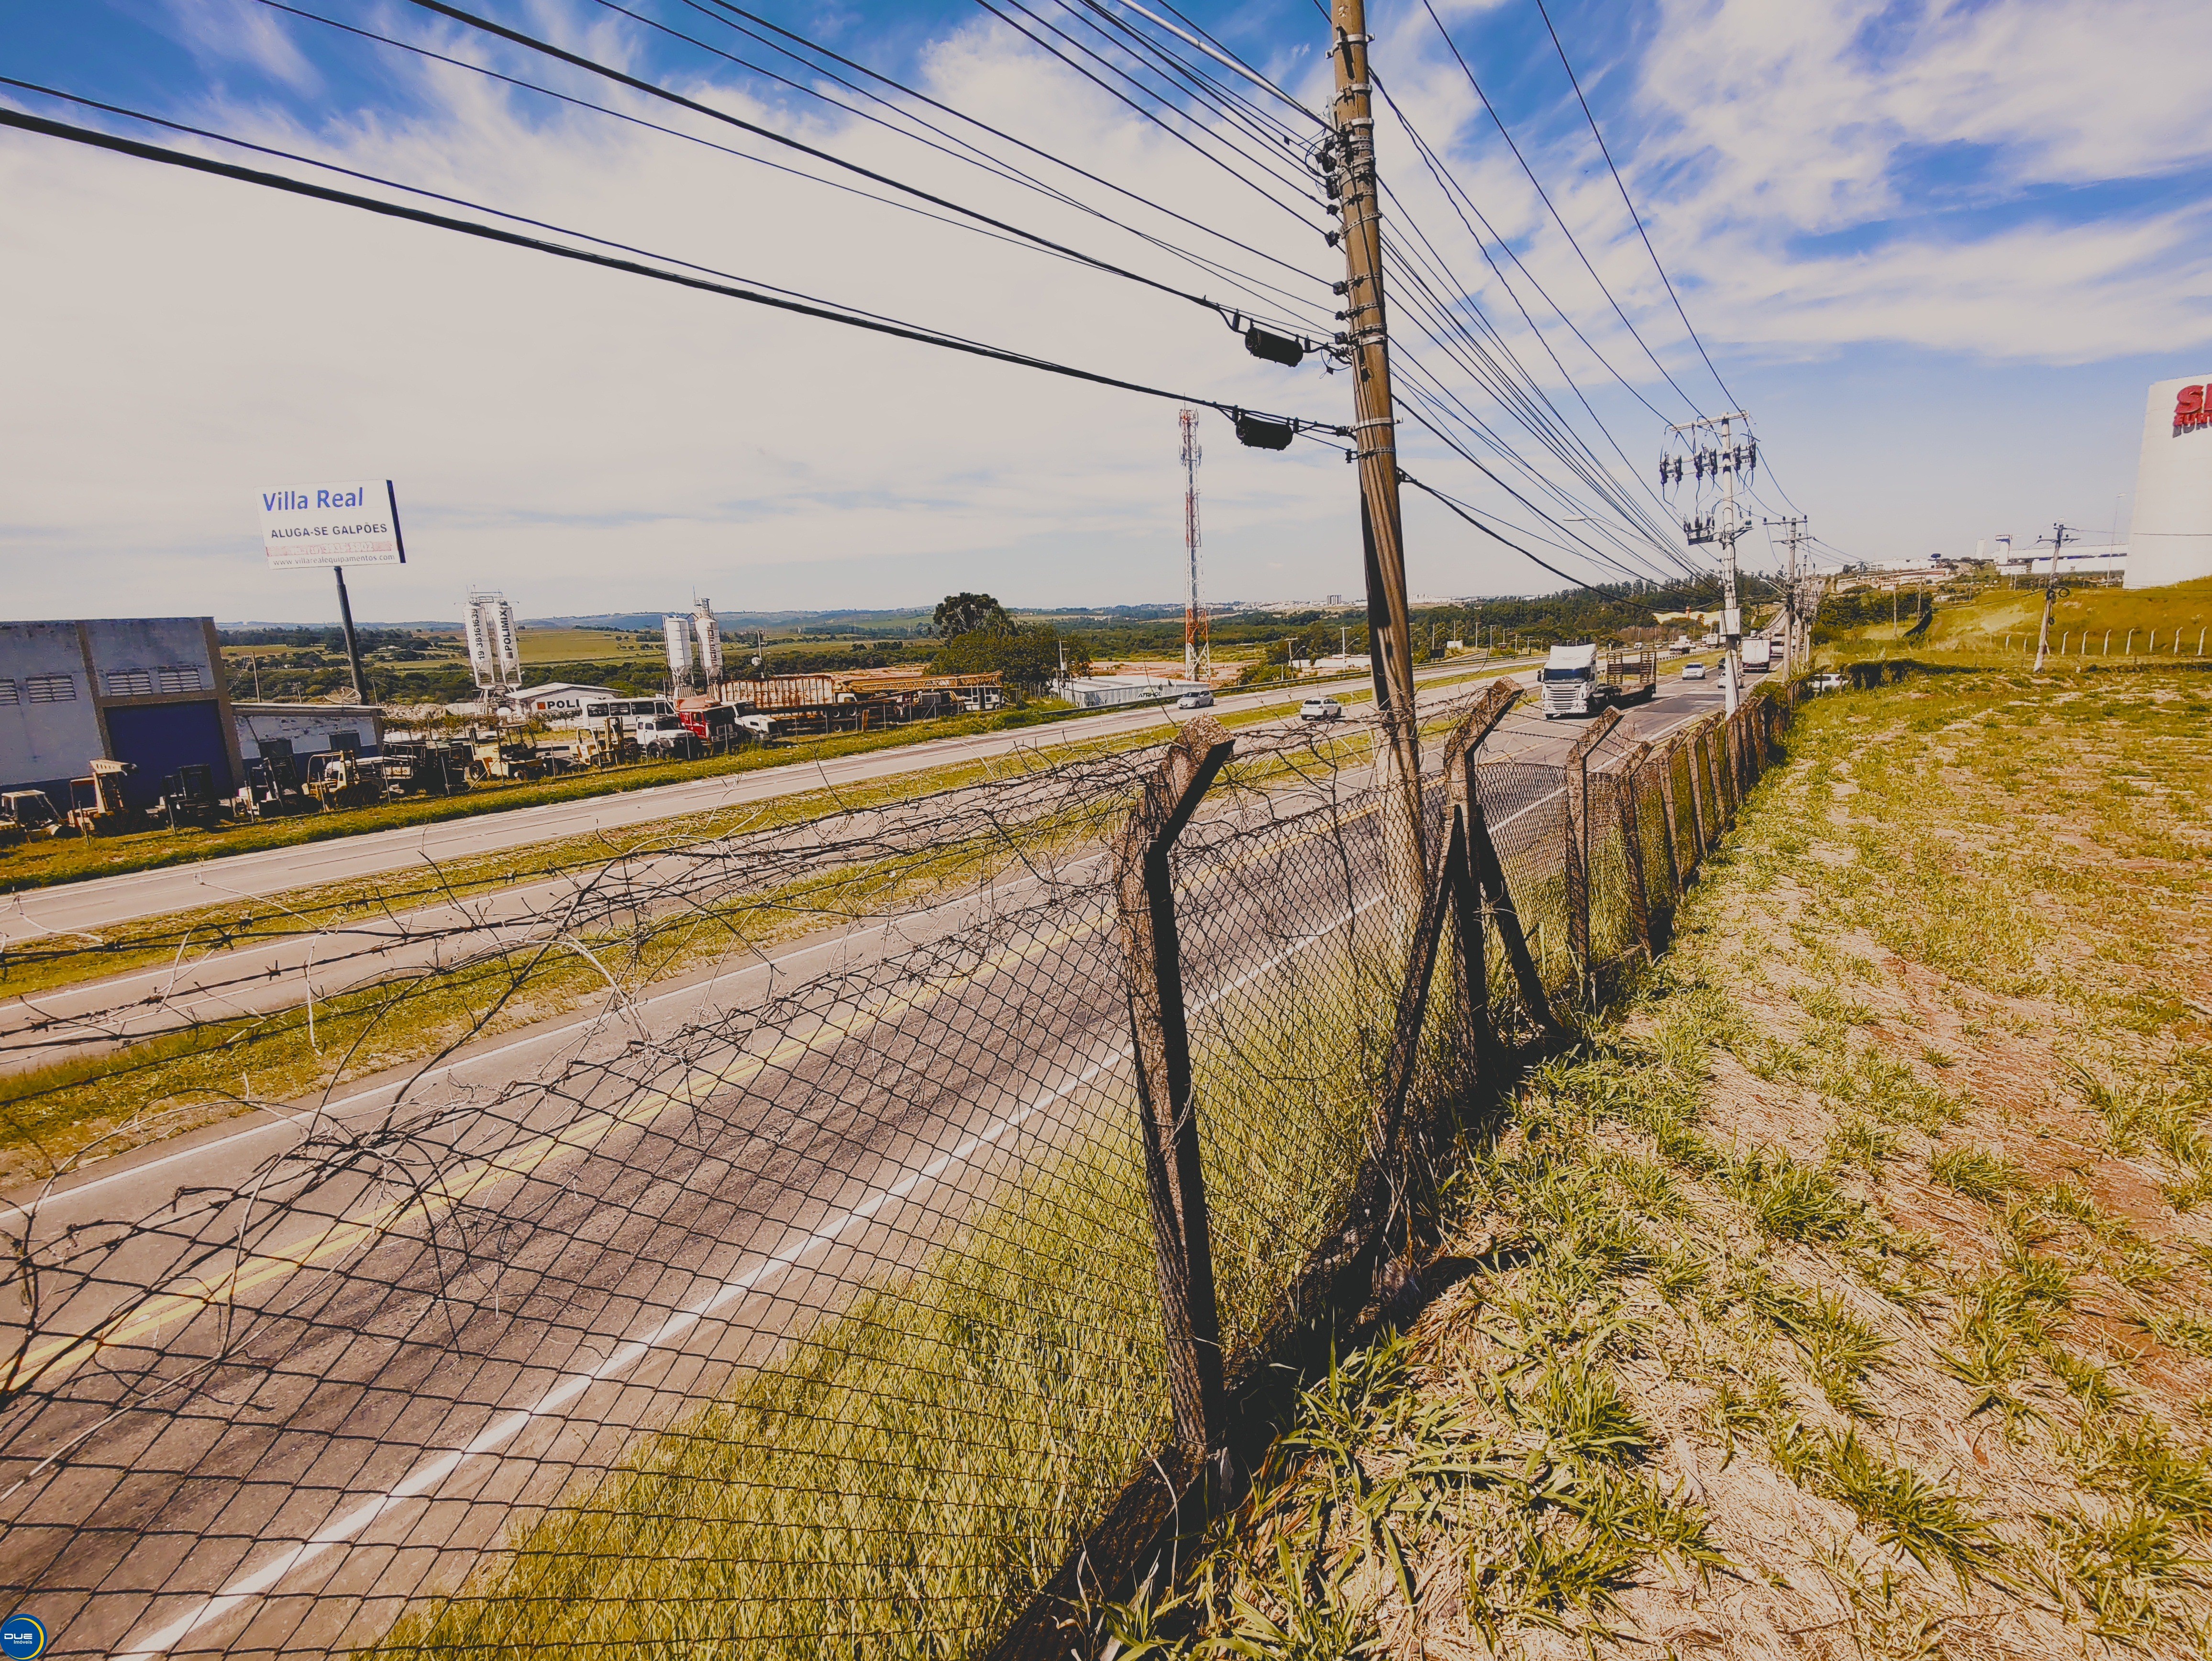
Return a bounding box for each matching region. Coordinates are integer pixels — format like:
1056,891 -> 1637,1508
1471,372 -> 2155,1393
110,883 -> 1391,1659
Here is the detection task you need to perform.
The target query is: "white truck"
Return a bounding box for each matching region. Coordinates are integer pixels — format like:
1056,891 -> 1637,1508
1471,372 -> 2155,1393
1539,643 -> 1659,719
1740,637 -> 1773,674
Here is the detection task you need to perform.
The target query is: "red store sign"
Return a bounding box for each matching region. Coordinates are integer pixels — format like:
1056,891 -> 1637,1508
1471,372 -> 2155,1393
2178,384 -> 2212,430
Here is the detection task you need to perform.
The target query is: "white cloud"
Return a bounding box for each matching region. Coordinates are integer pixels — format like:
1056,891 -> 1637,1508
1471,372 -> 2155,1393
5,0 -> 2211,621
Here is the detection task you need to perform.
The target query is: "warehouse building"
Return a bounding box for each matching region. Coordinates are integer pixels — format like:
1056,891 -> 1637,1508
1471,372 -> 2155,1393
0,617 -> 243,809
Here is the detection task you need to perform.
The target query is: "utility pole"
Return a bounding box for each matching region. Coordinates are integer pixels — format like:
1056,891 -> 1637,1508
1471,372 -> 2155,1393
2033,524 -> 2070,671
1329,0 -> 1423,867
1666,413 -> 1754,713
332,566 -> 369,704
1764,517 -> 1805,677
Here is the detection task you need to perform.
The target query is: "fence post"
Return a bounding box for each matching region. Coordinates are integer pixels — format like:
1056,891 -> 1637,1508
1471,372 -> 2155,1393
1440,679 -> 1524,1070
1613,742 -> 1654,955
1650,736 -> 1685,903
1113,716 -> 1234,1462
1562,709 -> 1623,997
1682,728 -> 1709,859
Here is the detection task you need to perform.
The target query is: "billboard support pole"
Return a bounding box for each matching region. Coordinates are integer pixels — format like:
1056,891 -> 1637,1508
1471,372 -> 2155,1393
333,565 -> 368,704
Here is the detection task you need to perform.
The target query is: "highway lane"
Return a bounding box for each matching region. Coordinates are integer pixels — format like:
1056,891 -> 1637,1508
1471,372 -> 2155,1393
3,658 -> 1529,944
0,773 -> 1403,1658
0,672 -> 1744,1654
0,662 -> 1552,1076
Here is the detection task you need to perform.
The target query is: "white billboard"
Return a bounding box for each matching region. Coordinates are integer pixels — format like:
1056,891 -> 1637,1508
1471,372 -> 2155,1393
260,480 -> 406,568
2128,374 -> 2212,588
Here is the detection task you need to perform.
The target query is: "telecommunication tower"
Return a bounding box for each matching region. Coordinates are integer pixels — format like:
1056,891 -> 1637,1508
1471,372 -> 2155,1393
1181,409 -> 1208,683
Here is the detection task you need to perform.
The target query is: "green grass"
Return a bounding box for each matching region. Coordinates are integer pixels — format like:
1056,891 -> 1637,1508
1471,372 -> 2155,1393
372,894 -> 1440,1656
1074,665 -> 2212,1657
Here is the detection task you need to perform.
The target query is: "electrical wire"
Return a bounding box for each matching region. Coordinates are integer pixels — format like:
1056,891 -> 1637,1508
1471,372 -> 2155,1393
1413,0 -> 1705,418
396,0 -> 1297,332
0,106 -> 1344,438
687,0 -> 1328,291
1530,0 -> 1736,415
1397,469 -> 1615,595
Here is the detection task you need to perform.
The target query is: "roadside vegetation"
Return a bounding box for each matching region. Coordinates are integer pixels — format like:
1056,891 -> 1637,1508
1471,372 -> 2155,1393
1096,664 -> 2212,1657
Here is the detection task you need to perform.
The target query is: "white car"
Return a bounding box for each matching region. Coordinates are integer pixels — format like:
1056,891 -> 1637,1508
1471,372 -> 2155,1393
1681,661 -> 1708,680
1811,671 -> 1849,693
1174,689 -> 1215,710
1299,697 -> 1344,722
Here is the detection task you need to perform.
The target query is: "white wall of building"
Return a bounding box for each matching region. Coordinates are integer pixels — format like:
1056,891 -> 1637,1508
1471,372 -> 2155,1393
2,617 -> 240,800
234,704 -> 385,758
0,621 -> 104,792
2128,374 -> 2212,588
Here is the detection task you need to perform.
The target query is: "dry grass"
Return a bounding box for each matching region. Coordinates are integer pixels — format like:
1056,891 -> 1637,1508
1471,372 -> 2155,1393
1125,666 -> 2212,1658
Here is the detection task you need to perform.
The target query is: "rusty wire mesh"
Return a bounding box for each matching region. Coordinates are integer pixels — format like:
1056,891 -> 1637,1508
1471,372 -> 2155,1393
0,682 -> 1788,1659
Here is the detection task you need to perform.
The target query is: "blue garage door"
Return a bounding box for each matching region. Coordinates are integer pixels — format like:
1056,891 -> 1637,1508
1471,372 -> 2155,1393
104,701 -> 233,808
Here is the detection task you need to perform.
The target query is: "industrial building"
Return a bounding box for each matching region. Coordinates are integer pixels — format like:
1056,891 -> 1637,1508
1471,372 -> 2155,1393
0,617 -> 243,809
508,682 -> 622,717
2130,374 -> 2212,588
233,702 -> 386,761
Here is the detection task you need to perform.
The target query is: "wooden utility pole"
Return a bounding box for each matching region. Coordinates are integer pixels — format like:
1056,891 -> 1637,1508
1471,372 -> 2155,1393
2033,524 -> 2070,672
1330,0 -> 1423,871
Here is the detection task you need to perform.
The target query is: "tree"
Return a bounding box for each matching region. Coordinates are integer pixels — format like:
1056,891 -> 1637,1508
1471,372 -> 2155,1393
932,592 -> 1011,638
929,624 -> 1089,695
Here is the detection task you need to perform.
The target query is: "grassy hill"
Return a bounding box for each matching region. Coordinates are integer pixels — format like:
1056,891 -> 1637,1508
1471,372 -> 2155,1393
1819,577 -> 2212,664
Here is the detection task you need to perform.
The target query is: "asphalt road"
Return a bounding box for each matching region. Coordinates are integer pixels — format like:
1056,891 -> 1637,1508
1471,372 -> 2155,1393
0,659 -> 1585,1077
2,658 -> 1528,945
0,664 -> 1736,1658
0,753 -> 1403,1658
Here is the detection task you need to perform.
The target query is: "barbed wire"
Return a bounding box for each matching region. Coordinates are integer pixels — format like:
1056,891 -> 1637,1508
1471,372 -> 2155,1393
0,682 -> 1789,1659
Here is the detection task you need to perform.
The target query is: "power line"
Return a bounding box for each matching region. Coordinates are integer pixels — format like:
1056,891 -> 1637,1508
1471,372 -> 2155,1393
687,0 -> 1330,294
1413,0 -> 1706,416
1397,469 -> 1614,595
0,106 -> 1342,438
250,0 -> 1329,335
1531,0 -> 1736,413
397,0 -> 1289,332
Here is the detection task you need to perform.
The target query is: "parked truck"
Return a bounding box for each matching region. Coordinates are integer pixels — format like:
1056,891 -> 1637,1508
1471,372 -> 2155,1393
1539,643 -> 1659,719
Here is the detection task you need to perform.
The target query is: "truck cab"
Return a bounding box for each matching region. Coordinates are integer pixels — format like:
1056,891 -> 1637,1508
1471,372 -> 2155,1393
1540,644 -> 1604,718
1540,642 -> 1660,719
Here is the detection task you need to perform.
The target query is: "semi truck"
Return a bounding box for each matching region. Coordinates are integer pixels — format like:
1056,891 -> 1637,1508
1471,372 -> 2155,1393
1539,643 -> 1659,719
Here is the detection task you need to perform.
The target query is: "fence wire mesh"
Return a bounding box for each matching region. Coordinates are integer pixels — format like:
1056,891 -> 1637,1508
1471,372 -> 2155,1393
0,681 -> 1790,1659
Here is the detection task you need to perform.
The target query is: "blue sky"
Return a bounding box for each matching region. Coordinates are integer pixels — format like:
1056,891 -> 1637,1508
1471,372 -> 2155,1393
3,0 -> 2208,622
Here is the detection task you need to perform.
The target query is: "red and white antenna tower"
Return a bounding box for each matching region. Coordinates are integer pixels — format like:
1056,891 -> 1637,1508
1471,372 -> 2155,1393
1181,408 -> 1208,683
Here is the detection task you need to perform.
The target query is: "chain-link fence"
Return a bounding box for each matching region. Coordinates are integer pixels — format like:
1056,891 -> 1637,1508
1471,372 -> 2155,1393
0,677 -> 1792,1659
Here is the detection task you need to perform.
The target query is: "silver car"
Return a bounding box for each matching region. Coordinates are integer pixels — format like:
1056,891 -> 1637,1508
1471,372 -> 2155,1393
1300,697 -> 1344,721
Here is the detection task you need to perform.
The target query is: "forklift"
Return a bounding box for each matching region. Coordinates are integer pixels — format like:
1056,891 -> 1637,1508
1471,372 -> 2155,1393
0,790 -> 65,849
66,760 -> 139,836
158,764 -> 225,831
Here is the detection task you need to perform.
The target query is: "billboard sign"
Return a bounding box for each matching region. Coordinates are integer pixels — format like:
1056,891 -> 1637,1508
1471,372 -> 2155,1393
260,480 -> 406,568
